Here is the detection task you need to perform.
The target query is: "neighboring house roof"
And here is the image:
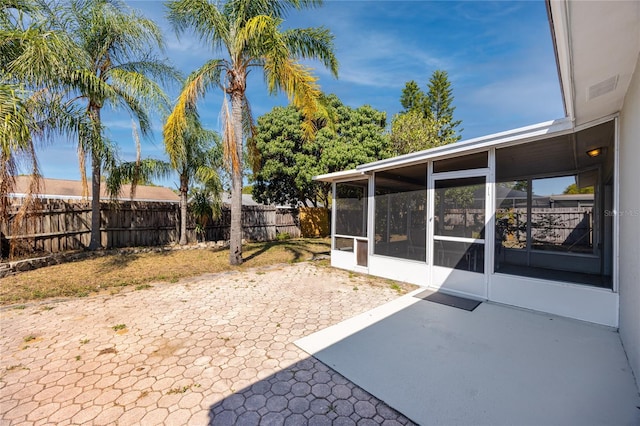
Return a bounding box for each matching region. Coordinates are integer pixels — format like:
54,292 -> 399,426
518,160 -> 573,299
9,176 -> 179,203
220,193 -> 261,206
549,193 -> 594,202
219,193 -> 305,208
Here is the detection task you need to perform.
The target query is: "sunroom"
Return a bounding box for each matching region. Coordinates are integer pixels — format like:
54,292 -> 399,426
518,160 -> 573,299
316,116 -> 619,327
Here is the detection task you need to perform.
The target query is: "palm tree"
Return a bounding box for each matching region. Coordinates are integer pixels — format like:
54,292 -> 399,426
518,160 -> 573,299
165,0 -> 338,265
108,107 -> 222,246
1,0 -> 92,257
59,0 -> 177,249
166,108 -> 222,245
2,1 -> 55,220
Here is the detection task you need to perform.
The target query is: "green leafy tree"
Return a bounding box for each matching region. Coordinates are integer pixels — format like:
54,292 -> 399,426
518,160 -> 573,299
252,106 -> 308,207
425,70 -> 462,143
316,94 -> 391,175
392,70 -> 462,154
399,80 -> 424,113
390,110 -> 440,155
164,0 -> 338,265
252,95 -> 390,208
563,183 -> 594,194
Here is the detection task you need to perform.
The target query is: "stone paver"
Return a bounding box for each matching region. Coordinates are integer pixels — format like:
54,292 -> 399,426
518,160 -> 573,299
0,262 -> 417,425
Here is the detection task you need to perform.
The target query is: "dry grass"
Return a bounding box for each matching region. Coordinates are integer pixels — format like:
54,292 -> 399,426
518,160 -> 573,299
0,238 -> 331,305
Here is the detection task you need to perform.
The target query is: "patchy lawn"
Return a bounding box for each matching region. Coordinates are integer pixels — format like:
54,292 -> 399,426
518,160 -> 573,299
0,238 -> 333,305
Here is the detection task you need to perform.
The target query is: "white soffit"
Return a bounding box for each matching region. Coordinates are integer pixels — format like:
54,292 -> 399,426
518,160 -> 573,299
549,0 -> 640,126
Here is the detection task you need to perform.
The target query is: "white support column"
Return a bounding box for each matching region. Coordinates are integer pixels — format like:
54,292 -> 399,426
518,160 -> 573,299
487,148 -> 497,299
331,182 -> 336,248
427,161 -> 435,272
368,175 -> 375,257
613,116 -> 620,294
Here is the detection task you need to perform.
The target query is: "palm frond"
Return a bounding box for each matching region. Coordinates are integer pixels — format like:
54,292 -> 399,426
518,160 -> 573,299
164,59 -> 225,166
8,144 -> 42,258
66,0 -> 165,67
263,56 -> 322,139
0,83 -> 31,155
235,14 -> 278,56
114,60 -> 183,89
226,0 -> 323,22
109,67 -> 172,125
106,158 -> 172,200
166,0 -> 229,50
2,26 -> 84,89
242,96 -> 261,173
282,27 -> 338,77
221,96 -> 239,173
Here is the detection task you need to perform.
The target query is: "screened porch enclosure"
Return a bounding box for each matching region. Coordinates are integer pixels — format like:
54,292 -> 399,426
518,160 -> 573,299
330,119 -> 615,290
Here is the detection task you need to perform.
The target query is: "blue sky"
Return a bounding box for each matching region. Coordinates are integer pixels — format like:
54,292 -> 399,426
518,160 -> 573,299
35,0 -> 565,189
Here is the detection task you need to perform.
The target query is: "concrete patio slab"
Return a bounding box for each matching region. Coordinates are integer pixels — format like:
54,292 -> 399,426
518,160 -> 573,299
296,290 -> 640,425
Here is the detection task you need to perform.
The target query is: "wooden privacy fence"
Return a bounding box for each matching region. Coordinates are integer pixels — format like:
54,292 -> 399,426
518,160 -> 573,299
1,198 -> 302,258
195,205 -> 300,243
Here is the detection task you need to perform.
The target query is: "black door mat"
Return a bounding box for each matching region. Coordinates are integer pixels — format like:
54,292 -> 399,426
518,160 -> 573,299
414,290 -> 482,311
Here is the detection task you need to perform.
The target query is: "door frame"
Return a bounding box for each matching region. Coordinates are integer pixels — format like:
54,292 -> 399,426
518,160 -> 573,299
427,166 -> 493,299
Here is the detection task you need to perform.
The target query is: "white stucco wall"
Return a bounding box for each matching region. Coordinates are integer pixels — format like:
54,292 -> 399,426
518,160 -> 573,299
618,53 -> 640,389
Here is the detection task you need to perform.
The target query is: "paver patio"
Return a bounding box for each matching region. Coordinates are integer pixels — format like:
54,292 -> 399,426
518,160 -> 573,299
0,261 -> 417,425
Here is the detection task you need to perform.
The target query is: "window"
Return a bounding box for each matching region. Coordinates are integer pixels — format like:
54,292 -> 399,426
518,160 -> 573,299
531,176 -> 593,254
494,121 -> 614,288
495,181 -> 528,250
434,241 -> 484,273
374,164 -> 427,261
334,181 -> 368,245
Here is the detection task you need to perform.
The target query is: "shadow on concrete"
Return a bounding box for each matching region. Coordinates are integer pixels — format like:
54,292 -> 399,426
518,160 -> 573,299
207,355 -> 416,426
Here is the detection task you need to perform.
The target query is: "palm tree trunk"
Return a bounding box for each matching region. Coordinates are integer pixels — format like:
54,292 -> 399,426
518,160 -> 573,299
88,104 -> 102,250
179,174 -> 188,245
229,93 -> 244,265
88,148 -> 102,249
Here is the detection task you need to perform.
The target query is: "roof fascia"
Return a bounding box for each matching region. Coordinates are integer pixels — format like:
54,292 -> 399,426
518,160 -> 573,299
313,169 -> 369,183
547,0 -> 574,121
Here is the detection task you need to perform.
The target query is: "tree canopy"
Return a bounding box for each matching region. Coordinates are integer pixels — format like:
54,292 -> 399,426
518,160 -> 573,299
252,95 -> 391,208
563,183 -> 594,194
426,70 -> 462,143
391,70 -> 462,155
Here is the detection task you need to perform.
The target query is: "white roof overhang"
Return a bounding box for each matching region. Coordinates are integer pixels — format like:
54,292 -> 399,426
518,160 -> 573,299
314,169 -> 370,183
548,0 -> 640,127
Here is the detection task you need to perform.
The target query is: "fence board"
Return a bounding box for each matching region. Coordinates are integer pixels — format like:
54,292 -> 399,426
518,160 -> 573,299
2,198 -> 304,258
